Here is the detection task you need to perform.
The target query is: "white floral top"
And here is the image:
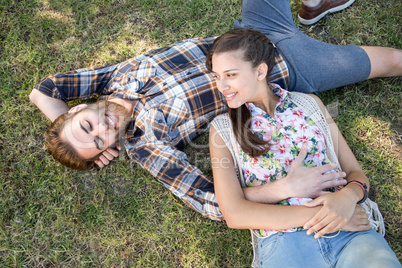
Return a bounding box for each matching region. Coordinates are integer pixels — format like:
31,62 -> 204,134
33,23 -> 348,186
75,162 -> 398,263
239,84 -> 340,237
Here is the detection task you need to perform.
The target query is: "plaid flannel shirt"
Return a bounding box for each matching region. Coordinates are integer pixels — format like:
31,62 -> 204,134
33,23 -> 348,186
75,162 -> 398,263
34,36 -> 289,221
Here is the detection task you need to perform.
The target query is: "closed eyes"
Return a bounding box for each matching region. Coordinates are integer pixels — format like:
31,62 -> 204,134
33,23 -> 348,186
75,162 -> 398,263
80,120 -> 103,150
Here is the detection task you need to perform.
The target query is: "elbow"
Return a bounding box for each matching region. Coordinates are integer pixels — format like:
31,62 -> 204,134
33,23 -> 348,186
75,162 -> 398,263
29,89 -> 38,105
221,206 -> 248,229
225,217 -> 241,229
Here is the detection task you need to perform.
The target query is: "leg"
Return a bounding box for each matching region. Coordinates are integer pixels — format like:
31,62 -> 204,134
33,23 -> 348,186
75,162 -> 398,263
234,0 -> 302,90
234,0 -> 298,45
275,31 -> 371,93
335,229 -> 401,267
362,46 -> 402,78
235,1 -> 401,94
258,232 -> 330,268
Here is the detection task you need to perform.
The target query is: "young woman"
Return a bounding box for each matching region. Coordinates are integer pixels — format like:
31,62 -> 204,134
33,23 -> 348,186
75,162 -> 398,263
207,28 -> 400,267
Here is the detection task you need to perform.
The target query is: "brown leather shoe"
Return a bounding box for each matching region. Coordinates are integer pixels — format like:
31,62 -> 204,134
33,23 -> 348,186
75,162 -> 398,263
298,0 -> 355,25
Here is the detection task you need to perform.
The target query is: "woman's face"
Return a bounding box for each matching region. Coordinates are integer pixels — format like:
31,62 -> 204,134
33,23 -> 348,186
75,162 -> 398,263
212,50 -> 263,109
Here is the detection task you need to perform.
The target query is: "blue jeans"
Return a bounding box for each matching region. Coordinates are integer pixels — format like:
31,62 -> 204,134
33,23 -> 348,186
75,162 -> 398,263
257,229 -> 401,267
235,0 -> 371,93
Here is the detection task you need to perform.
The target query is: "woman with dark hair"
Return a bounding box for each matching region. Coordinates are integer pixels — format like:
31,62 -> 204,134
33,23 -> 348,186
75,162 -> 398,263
207,28 -> 400,267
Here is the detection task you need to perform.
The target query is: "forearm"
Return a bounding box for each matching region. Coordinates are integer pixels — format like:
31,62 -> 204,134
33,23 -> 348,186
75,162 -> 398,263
242,179 -> 290,204
222,199 -> 321,230
31,63 -> 119,121
130,142 -> 224,221
29,88 -> 69,121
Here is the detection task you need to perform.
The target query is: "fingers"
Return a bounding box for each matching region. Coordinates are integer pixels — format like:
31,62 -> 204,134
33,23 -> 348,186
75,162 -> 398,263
317,163 -> 343,175
320,176 -> 347,190
303,202 -> 348,238
104,148 -> 119,158
303,196 -> 325,207
355,205 -> 366,215
354,206 -> 370,224
294,144 -> 308,165
343,206 -> 371,232
313,220 -> 344,239
304,209 -> 325,232
95,154 -> 113,168
305,214 -> 346,239
95,159 -> 104,168
94,148 -> 120,169
313,169 -> 346,191
321,171 -> 346,182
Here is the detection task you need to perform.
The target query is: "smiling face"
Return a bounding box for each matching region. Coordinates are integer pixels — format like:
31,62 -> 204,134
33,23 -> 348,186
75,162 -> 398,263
60,100 -> 131,160
212,50 -> 268,109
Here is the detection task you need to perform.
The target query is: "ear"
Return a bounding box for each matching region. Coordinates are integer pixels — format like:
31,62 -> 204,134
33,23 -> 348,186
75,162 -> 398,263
256,62 -> 268,81
68,103 -> 88,114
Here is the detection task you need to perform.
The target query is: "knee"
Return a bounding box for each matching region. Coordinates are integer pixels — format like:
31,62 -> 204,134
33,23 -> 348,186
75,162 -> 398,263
363,46 -> 402,78
388,48 -> 402,74
363,247 -> 401,267
346,239 -> 400,267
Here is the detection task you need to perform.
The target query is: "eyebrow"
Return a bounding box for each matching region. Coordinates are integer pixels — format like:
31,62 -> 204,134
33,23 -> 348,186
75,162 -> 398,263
80,121 -> 100,150
213,69 -> 239,74
223,68 -> 239,72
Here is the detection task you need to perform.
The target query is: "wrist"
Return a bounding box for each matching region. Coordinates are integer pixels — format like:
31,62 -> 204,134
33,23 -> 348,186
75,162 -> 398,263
345,180 -> 368,204
277,177 -> 293,200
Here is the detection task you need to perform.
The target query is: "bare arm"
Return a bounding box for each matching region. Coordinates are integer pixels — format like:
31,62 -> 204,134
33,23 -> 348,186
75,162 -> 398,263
29,88 -> 69,122
310,94 -> 369,195
210,125 -> 321,230
242,146 -> 347,203
302,95 -> 370,238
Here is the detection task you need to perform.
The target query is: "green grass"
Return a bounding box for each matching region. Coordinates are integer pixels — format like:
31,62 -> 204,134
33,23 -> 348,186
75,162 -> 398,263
0,0 -> 401,266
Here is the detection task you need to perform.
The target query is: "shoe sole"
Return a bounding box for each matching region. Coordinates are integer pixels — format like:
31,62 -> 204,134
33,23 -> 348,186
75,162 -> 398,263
298,0 -> 356,25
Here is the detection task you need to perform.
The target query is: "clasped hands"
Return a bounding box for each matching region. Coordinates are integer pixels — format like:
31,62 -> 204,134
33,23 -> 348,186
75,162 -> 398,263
275,145 -> 369,238
94,144 -> 371,239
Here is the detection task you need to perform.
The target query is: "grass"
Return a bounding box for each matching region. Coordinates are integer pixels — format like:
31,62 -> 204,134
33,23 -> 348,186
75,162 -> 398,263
0,0 -> 401,266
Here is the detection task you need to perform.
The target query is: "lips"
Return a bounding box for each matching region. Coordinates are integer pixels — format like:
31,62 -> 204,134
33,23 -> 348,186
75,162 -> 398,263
224,92 -> 237,101
105,113 -> 117,129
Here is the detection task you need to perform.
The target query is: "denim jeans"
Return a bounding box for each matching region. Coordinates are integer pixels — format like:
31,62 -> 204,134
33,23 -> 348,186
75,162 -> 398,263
257,229 -> 401,267
235,0 -> 371,93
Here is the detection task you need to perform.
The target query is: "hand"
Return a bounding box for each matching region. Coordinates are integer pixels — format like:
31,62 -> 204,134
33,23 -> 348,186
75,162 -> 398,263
342,205 -> 370,232
94,143 -> 121,168
303,191 -> 355,238
283,145 -> 347,199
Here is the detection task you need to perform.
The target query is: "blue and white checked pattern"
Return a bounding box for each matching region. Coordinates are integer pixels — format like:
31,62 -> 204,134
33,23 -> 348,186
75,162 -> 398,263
34,36 -> 289,220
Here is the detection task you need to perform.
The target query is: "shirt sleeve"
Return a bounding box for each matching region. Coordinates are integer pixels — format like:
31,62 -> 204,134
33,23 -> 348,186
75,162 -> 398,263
125,109 -> 224,221
33,64 -> 120,101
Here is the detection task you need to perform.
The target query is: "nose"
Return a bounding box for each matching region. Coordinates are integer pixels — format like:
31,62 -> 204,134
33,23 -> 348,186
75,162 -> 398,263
218,77 -> 229,91
92,122 -> 109,138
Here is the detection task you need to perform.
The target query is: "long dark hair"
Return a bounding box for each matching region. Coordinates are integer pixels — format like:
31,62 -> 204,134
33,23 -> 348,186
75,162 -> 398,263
206,28 -> 276,157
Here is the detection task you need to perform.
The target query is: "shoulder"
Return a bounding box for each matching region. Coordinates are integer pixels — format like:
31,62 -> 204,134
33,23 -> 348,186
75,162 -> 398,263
211,113 -> 231,129
307,94 -> 325,111
289,92 -> 326,113
210,113 -> 232,145
305,94 -> 335,125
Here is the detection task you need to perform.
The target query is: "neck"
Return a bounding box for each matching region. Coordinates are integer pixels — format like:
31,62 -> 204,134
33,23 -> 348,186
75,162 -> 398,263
109,98 -> 137,113
253,84 -> 279,117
